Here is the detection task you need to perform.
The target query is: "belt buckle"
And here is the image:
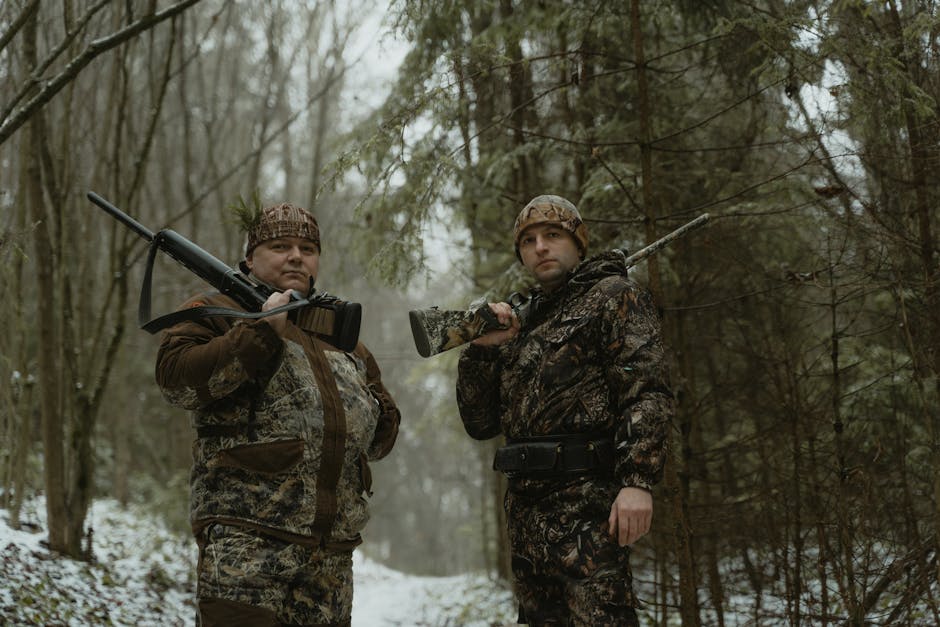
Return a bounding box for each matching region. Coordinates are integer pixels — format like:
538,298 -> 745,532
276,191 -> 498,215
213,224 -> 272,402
561,441 -> 596,473
523,442 -> 561,473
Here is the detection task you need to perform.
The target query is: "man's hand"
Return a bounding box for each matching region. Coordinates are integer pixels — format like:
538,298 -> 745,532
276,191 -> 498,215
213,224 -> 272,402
471,302 -> 520,346
261,289 -> 292,336
608,487 -> 652,547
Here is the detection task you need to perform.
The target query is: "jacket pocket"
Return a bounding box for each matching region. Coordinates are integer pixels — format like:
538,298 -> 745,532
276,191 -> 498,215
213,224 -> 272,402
212,438 -> 304,476
538,315 -> 593,387
540,314 -> 591,345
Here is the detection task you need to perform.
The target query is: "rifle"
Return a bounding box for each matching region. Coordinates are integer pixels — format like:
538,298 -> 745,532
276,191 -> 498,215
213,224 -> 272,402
408,212 -> 710,357
88,191 -> 361,352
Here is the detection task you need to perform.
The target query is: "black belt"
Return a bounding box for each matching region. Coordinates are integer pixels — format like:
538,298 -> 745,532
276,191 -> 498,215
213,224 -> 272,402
493,433 -> 613,479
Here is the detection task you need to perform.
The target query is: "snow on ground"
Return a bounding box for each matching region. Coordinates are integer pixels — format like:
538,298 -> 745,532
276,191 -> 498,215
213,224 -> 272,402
0,498 -> 515,626
352,553 -> 515,626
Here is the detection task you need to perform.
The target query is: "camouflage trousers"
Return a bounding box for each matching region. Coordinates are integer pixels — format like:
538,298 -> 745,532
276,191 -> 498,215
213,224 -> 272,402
506,480 -> 640,626
197,524 -> 353,627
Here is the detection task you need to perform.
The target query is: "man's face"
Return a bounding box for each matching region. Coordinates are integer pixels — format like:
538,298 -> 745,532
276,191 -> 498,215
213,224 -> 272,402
518,223 -> 581,291
246,236 -> 320,292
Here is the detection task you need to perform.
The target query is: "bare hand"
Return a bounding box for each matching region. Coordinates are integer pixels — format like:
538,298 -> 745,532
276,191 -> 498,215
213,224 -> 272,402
261,290 -> 292,336
471,302 -> 520,347
608,487 -> 652,546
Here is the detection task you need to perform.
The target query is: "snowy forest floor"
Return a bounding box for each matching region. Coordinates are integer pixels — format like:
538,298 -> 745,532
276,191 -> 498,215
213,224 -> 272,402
0,497 -> 516,626
4,497 -> 927,626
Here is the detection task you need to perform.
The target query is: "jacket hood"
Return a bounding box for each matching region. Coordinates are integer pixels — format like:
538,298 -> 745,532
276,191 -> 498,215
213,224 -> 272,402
531,249 -> 628,298
567,249 -> 629,293
524,249 -> 629,326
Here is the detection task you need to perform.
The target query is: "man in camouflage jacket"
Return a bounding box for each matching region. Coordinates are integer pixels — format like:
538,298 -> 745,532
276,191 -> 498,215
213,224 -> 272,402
155,202 -> 400,627
456,195 -> 674,626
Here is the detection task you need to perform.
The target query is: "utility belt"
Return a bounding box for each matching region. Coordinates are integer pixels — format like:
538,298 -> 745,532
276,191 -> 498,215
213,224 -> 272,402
493,433 -> 614,480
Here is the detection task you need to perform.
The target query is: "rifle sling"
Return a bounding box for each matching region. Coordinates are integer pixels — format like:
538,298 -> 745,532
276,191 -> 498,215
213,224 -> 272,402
140,302 -> 334,334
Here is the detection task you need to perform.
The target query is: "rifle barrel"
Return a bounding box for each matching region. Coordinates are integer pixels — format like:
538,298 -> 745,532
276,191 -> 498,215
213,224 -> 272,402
87,191 -> 154,241
622,213 -> 710,267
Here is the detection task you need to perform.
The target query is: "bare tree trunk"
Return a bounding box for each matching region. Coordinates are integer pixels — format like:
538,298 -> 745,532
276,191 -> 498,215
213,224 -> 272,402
702,340 -> 736,627
499,0 -> 532,197
631,0 -> 698,623
1,143 -> 34,527
824,243 -> 861,623
305,4 -> 336,210
786,385 -> 804,626
1,308 -> 35,529
462,3 -> 514,584
21,5 -> 72,556
6,382 -> 35,528
896,29 -> 940,594
306,51 -> 331,210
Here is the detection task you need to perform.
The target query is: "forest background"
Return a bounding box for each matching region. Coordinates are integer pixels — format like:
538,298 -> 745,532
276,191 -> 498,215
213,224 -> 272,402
1,1 -> 939,625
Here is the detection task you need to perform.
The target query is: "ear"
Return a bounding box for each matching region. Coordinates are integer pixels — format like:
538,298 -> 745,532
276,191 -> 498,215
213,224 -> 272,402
245,252 -> 254,271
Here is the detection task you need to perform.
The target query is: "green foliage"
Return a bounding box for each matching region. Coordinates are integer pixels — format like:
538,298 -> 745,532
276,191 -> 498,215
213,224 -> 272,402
225,190 -> 265,235
340,0 -> 940,620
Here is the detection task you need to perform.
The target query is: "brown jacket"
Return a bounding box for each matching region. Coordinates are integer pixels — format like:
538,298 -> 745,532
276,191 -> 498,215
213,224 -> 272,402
155,292 -> 400,547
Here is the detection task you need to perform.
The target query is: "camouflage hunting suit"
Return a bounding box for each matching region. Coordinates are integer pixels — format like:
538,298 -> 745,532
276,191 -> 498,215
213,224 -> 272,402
156,292 -> 400,626
456,251 -> 674,625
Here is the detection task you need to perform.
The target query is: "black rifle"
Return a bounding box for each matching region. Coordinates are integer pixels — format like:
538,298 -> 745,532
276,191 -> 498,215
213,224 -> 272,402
88,191 -> 361,352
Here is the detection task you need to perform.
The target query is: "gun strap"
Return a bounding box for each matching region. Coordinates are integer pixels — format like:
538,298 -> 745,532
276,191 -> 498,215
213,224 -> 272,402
140,301 -> 327,334
138,238 -> 332,335
138,238 -> 159,329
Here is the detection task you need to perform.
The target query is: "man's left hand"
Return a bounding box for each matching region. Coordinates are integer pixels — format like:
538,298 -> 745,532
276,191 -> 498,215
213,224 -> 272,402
607,487 -> 652,546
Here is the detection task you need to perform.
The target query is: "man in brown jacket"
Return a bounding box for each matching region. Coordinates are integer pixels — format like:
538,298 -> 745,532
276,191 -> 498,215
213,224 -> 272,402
155,202 -> 400,627
456,195 -> 674,625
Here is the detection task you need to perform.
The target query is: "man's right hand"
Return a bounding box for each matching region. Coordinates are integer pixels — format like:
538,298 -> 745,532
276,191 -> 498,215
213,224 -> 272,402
261,290 -> 292,336
471,302 -> 519,346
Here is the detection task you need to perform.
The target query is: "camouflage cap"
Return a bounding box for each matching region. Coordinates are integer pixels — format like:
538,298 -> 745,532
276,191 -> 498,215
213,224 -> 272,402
245,203 -> 321,256
513,194 -> 588,261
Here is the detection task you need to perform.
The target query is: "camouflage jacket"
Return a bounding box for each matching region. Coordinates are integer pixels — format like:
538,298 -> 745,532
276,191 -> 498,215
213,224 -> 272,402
155,292 -> 400,547
456,251 -> 673,491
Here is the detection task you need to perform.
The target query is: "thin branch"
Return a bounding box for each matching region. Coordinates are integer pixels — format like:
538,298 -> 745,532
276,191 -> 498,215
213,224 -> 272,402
1,0 -> 113,130
0,0 -> 40,55
0,0 -> 204,146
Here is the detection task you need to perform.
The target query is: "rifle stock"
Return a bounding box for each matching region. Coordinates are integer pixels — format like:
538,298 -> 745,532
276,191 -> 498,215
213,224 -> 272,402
409,305 -> 501,358
89,191 -> 362,352
408,213 -> 710,357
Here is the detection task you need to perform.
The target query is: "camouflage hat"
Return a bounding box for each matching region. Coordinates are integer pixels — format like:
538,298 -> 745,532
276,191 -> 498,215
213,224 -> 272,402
513,194 -> 588,261
245,203 -> 320,256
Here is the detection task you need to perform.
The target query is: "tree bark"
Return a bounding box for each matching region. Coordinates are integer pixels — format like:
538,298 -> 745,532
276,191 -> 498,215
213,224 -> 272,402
23,6 -> 71,554
631,0 -> 698,623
